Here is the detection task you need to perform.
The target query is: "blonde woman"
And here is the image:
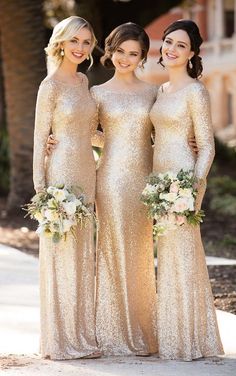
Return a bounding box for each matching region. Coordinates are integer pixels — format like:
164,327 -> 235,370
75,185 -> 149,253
33,16 -> 101,360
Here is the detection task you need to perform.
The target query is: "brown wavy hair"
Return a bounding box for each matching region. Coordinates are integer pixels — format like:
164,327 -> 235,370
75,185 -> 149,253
158,19 -> 203,79
101,22 -> 150,69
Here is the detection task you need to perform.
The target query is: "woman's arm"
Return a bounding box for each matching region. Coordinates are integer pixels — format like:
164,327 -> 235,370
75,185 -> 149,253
189,84 -> 215,209
33,80 -> 56,192
90,86 -> 104,148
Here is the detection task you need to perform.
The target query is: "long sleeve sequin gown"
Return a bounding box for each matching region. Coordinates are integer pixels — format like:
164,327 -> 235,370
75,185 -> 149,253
90,85 -> 158,355
150,82 -> 224,360
33,73 -> 99,360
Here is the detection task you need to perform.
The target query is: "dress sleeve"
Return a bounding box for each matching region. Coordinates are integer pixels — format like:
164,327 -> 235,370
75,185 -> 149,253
33,80 -> 56,192
90,86 -> 104,148
189,84 -> 215,181
189,83 -> 215,210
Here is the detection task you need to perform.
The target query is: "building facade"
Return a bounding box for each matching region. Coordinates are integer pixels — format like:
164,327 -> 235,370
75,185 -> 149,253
141,0 -> 236,145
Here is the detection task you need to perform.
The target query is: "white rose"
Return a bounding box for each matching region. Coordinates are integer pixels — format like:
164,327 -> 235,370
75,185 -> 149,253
160,192 -> 178,202
47,186 -> 56,195
53,189 -> 68,202
44,209 -> 59,221
179,188 -> 193,198
172,197 -> 189,213
63,201 -> 77,216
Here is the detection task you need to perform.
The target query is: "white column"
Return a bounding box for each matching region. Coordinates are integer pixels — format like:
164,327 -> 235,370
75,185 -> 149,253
215,0 -> 224,39
208,75 -> 227,131
207,0 -> 215,40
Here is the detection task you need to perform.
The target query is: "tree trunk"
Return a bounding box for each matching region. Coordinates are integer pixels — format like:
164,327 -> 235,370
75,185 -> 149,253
0,0 -> 46,211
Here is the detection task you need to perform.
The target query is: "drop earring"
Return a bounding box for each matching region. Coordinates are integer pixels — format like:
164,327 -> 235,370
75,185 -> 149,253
60,48 -> 64,56
189,59 -> 193,69
86,55 -> 90,61
139,59 -> 145,69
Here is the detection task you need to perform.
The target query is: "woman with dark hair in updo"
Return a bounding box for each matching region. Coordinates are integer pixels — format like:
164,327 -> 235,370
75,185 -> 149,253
150,19 -> 224,360
90,22 -> 159,357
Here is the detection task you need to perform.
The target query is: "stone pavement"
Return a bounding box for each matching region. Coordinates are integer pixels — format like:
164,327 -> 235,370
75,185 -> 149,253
0,244 -> 236,376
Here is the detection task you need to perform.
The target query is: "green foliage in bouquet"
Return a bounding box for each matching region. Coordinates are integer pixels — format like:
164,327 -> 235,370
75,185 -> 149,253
141,169 -> 205,237
23,185 -> 95,243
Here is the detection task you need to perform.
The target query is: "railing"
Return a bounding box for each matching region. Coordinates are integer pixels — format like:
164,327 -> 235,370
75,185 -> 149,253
202,37 -> 236,55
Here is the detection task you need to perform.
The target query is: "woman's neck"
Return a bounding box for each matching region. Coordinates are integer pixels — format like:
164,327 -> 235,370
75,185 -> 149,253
112,70 -> 140,86
56,59 -> 78,79
167,66 -> 193,88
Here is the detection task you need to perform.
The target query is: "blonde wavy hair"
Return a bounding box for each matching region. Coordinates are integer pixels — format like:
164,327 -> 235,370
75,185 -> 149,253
45,16 -> 97,73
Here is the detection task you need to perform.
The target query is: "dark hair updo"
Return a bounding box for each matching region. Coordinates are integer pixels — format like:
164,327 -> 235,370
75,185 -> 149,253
101,22 -> 150,69
158,19 -> 203,79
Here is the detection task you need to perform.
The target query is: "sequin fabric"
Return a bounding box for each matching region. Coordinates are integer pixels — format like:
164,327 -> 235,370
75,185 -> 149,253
150,82 -> 224,360
33,73 -> 99,360
90,85 -> 158,355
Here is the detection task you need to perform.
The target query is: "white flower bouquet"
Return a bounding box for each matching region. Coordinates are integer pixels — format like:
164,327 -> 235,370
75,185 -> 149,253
141,169 -> 205,237
24,185 -> 95,242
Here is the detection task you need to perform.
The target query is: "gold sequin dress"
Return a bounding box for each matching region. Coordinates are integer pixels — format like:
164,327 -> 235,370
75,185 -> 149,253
33,73 -> 99,360
91,85 -> 158,355
150,81 -> 224,360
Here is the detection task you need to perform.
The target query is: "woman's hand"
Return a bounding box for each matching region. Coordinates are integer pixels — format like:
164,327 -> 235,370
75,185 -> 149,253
188,136 -> 198,154
46,134 -> 58,156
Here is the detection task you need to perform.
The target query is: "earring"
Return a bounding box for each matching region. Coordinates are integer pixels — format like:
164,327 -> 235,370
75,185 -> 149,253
139,59 -> 145,69
86,55 -> 90,61
60,49 -> 64,56
189,59 -> 193,69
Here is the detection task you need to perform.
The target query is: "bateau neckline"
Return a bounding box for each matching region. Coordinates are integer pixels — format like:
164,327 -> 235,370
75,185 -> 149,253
48,73 -> 83,87
160,81 -> 201,95
93,84 -> 155,95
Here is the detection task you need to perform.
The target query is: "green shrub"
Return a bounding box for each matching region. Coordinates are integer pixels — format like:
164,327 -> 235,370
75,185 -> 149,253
208,174 -> 236,216
208,175 -> 236,196
210,194 -> 236,216
215,137 -> 236,165
222,234 -> 236,247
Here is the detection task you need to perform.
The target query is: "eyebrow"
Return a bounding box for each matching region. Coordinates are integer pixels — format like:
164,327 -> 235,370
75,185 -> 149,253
72,36 -> 91,42
117,47 -> 140,53
165,37 -> 188,46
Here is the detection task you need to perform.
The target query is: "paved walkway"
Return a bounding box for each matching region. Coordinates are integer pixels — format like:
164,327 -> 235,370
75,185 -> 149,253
0,244 -> 236,375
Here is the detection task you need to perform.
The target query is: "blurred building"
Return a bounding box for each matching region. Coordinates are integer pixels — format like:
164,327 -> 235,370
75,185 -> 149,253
141,0 -> 236,145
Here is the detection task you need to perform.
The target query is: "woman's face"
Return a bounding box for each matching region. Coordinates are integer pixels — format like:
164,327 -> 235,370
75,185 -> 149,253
62,27 -> 92,65
161,29 -> 194,69
111,39 -> 143,74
